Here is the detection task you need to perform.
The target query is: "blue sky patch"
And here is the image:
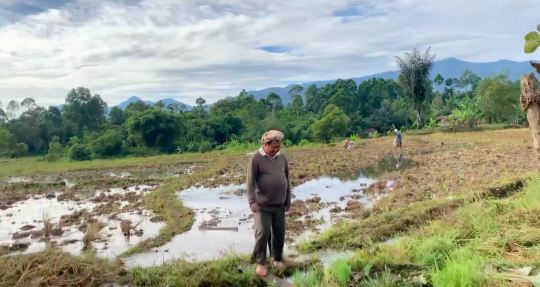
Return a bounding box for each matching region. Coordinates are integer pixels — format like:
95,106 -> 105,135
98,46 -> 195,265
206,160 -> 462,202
258,46 -> 290,53
333,6 -> 362,17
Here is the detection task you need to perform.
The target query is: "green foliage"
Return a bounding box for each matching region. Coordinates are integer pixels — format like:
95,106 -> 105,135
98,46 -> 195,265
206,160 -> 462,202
424,118 -> 439,130
430,247 -> 486,287
62,87 -> 107,135
126,109 -> 183,151
46,136 -> 63,162
176,140 -> 215,154
13,143 -> 28,157
91,129 -> 124,157
299,139 -> 310,146
368,130 -> 380,139
292,269 -> 322,287
329,259 -> 352,285
1,62 -> 527,159
395,47 -> 436,128
310,104 -> 350,143
476,72 -> 520,123
361,269 -> 400,287
349,133 -> 359,141
68,144 -> 93,161
525,29 -> 540,53
448,96 -> 480,130
434,74 -> 444,90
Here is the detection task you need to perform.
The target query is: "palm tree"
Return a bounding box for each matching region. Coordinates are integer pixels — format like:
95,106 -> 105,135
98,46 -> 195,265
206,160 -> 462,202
395,48 -> 436,129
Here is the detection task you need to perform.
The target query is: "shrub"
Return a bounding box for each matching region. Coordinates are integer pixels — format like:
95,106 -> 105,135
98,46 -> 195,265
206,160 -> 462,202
299,139 -> 310,146
368,131 -> 380,139
68,144 -> 93,161
46,136 -> 63,162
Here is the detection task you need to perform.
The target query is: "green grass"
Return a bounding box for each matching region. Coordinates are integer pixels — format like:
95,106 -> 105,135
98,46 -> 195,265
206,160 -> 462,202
296,199 -> 461,253
334,175 -> 540,286
360,269 -> 401,287
0,154 -> 200,177
130,254 -> 261,287
430,247 -> 486,287
329,258 -> 352,285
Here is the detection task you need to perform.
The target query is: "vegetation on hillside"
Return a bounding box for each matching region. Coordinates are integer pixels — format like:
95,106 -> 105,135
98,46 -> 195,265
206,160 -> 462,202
0,48 -> 526,161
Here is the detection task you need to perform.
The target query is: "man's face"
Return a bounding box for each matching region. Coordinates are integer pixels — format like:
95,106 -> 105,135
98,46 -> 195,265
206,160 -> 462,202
264,140 -> 281,157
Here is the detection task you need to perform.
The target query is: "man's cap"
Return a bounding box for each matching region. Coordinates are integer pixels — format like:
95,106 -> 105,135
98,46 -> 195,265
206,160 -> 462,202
262,130 -> 284,143
394,129 -> 398,132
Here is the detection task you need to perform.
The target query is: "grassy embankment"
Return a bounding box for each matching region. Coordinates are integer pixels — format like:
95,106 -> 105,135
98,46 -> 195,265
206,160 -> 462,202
290,175 -> 540,287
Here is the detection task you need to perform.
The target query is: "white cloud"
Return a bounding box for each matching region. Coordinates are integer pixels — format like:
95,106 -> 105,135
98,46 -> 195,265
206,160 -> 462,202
0,0 -> 537,107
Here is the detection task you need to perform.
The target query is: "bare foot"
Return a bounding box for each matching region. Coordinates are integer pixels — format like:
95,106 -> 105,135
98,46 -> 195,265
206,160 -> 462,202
256,264 -> 267,277
273,261 -> 283,268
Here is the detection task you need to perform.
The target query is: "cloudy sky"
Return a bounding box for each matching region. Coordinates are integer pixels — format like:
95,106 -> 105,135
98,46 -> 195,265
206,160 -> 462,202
0,0 -> 537,107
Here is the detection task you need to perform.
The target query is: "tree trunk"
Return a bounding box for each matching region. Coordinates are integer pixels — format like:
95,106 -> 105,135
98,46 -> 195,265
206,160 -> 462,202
520,72 -> 540,167
416,108 -> 422,129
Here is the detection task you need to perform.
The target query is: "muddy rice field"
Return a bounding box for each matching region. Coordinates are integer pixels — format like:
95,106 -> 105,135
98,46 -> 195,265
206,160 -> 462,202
0,129 -> 537,286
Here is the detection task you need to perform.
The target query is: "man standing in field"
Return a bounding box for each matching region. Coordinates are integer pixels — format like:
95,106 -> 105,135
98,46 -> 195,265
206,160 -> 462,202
247,130 -> 291,277
395,129 -> 403,148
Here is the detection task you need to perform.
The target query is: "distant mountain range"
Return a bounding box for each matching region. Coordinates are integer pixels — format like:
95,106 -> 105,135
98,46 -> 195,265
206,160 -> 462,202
245,57 -> 537,104
58,57 -> 538,110
116,96 -> 193,111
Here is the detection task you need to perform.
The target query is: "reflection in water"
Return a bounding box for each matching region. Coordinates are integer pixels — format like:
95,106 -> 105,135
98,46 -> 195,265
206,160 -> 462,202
396,154 -> 403,169
344,155 -> 418,179
0,185 -> 163,257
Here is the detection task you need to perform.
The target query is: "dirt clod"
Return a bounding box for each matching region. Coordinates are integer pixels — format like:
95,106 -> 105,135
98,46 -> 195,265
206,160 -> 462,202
20,225 -> 36,231
12,232 -> 31,240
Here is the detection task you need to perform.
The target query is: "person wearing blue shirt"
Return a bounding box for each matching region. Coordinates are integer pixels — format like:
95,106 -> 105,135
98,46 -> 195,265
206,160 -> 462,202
395,129 -> 403,148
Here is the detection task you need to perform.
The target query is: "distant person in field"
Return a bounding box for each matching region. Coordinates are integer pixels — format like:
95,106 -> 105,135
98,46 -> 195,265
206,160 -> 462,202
344,138 -> 350,149
395,129 -> 403,148
247,130 -> 291,277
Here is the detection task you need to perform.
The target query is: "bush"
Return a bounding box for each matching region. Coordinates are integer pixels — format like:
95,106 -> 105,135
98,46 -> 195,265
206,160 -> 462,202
68,144 -> 93,161
368,131 -> 380,139
299,139 -> 310,146
91,130 -> 123,157
13,143 -> 27,157
284,139 -> 293,147
176,140 -> 216,153
46,136 -> 63,162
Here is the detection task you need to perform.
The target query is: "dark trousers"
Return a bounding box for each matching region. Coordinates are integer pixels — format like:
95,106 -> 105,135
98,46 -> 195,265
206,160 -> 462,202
251,204 -> 286,265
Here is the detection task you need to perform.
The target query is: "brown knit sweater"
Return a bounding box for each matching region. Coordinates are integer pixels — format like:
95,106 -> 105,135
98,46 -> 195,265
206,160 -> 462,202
246,150 -> 291,208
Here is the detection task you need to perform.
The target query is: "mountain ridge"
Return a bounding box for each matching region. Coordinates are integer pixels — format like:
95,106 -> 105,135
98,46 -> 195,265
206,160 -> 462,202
58,57 -> 537,109
245,57 -> 536,104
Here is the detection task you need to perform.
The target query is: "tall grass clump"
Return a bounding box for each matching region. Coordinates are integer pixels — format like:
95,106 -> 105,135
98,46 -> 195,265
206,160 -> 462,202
131,254 -> 261,287
292,269 -> 322,287
406,228 -> 460,268
361,269 -> 400,287
513,176 -> 540,210
430,247 -> 486,287
329,258 -> 352,285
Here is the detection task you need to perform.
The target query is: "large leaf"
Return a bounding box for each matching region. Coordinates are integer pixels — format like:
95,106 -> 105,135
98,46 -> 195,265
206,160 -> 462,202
524,32 -> 540,53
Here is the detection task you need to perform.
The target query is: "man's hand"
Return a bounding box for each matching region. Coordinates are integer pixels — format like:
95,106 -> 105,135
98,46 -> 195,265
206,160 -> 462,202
285,205 -> 291,212
250,203 -> 259,213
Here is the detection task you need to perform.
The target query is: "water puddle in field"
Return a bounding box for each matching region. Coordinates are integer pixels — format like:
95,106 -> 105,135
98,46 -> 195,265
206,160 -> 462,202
5,176 -> 31,184
355,154 -> 418,178
125,172 -> 391,267
0,185 -> 164,258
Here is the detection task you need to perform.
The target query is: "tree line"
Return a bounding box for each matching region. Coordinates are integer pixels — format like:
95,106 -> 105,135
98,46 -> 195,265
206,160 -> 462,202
0,49 -> 523,160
